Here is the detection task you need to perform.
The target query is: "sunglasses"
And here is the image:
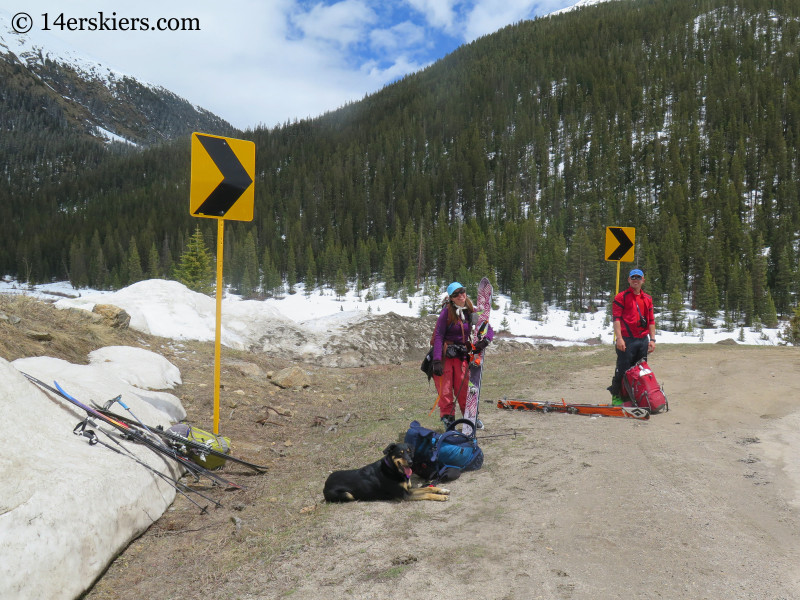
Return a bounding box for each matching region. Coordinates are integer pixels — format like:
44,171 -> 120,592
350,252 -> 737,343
452,289 -> 466,296
630,276 -> 642,280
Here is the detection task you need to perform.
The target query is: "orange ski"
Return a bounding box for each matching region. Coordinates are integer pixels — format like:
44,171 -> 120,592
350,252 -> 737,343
496,397 -> 650,420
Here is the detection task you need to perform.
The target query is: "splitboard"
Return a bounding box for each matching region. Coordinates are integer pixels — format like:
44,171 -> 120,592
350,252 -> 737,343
497,397 -> 650,420
462,277 -> 492,436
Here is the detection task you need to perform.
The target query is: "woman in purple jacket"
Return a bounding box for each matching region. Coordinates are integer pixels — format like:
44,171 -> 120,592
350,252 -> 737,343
432,282 -> 494,429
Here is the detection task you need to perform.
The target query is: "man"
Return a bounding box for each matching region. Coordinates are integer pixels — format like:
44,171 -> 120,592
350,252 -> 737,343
609,268 -> 656,405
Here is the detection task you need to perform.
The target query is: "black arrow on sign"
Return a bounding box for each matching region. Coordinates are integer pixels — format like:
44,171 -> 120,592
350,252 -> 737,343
193,135 -> 253,217
608,227 -> 633,260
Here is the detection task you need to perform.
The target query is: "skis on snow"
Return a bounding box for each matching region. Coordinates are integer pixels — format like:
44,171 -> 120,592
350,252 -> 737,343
497,397 -> 650,420
22,373 -> 244,490
91,404 -> 268,473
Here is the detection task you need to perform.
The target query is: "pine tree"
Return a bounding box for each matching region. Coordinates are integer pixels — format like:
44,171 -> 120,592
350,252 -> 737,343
696,263 -> 719,327
762,291 -> 778,328
261,247 -> 281,298
238,231 -> 259,298
666,285 -> 685,331
382,244 -> 395,297
147,242 -> 160,279
783,305 -> 800,345
173,226 -> 215,295
127,238 -> 144,284
334,269 -> 348,300
527,278 -> 544,320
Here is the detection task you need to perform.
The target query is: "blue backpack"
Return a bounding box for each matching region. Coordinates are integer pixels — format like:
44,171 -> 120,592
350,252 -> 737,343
403,420 -> 484,482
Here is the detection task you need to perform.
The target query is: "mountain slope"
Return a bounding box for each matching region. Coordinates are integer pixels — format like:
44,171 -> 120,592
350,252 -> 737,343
0,12 -> 234,148
6,0 -> 800,327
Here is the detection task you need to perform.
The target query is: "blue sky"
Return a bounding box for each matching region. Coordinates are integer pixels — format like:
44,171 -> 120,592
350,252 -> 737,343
6,1 -> 588,130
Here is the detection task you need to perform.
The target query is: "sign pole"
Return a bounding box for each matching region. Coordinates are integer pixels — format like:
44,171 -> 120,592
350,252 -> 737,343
614,261 -> 621,343
605,226 -> 636,345
190,132 -> 255,434
213,218 -> 224,434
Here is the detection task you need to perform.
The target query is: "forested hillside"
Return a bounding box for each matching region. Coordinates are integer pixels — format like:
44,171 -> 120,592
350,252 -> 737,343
7,0 -> 800,330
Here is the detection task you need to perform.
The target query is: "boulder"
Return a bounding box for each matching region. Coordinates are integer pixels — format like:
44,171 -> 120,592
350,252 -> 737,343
1,351 -> 185,600
271,366 -> 311,389
92,304 -> 131,329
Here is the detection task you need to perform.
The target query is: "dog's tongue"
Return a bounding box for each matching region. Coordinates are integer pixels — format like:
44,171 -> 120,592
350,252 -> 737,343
404,467 -> 412,478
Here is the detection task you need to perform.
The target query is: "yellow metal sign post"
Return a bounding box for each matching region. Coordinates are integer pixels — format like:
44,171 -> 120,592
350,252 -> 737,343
605,226 -> 635,343
190,132 -> 255,433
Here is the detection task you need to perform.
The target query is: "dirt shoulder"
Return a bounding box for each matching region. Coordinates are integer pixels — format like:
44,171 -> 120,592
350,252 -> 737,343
78,342 -> 800,600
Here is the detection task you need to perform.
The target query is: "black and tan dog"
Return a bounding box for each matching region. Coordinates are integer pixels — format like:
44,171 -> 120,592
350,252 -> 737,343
323,443 -> 450,502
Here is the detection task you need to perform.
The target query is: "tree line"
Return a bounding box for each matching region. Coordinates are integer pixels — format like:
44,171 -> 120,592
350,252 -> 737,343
5,0 -> 800,334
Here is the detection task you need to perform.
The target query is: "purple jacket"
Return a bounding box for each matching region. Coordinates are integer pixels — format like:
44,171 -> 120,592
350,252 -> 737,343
433,305 -> 494,361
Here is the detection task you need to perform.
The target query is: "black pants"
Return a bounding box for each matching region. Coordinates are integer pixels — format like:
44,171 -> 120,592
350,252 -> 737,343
609,336 -> 649,396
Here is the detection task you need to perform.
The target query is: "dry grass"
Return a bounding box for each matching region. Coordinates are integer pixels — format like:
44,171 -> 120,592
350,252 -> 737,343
0,295 -> 145,363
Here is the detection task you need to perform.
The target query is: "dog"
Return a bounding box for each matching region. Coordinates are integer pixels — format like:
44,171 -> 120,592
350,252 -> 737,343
323,442 -> 450,502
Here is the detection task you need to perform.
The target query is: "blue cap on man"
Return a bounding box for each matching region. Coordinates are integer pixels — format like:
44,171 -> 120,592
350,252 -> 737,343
629,268 -> 644,278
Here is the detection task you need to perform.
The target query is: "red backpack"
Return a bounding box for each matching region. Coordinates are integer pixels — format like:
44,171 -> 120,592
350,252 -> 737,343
622,359 -> 668,414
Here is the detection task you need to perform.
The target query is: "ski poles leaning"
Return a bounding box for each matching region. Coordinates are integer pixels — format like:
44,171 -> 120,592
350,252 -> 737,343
23,372 -> 266,511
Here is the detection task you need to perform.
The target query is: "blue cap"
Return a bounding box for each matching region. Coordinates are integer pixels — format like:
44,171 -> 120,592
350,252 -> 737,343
447,281 -> 465,296
629,268 -> 644,278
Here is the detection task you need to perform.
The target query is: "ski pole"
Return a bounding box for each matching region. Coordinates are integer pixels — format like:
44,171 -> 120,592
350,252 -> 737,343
72,419 -> 218,513
105,395 -> 163,445
476,431 -> 519,440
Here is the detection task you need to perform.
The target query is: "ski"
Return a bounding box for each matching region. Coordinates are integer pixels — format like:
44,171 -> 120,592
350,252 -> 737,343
496,397 -> 650,420
22,372 -> 243,489
462,277 -> 493,436
91,404 -> 268,473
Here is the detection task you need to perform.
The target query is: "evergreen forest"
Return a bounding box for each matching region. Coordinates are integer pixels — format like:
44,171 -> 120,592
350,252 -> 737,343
5,0 -> 800,332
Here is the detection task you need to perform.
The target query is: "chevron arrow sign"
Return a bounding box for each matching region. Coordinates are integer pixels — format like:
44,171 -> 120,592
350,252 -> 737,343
190,133 -> 255,221
604,226 -> 635,262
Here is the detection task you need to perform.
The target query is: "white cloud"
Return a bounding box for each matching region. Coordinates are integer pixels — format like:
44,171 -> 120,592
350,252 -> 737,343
405,0 -> 460,33
291,0 -> 377,48
369,20 -> 427,53
6,0 -> 582,129
463,0 -> 543,41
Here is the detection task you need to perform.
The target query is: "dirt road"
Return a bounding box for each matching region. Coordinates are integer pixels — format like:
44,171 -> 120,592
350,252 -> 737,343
87,344 -> 800,600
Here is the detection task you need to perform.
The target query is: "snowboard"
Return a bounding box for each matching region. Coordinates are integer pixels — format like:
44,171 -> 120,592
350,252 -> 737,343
461,277 -> 492,436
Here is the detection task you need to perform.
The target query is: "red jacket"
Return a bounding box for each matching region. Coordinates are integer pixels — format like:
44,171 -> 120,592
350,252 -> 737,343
612,288 -> 654,338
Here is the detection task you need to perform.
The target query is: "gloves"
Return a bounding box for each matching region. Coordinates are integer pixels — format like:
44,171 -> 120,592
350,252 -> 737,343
474,338 -> 490,352
432,360 -> 444,376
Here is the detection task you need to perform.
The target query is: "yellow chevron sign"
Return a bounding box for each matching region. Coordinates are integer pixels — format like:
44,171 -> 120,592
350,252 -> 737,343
190,133 -> 255,221
605,226 -> 635,262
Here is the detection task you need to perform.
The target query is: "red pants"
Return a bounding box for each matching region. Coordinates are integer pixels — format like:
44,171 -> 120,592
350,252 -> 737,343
434,357 -> 469,417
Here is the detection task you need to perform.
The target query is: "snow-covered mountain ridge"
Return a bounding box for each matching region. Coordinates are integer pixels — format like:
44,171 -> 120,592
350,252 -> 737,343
0,10 -> 234,146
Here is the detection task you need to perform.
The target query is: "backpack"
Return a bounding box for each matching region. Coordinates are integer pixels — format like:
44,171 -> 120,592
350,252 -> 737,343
622,359 -> 668,414
403,420 -> 484,482
420,347 -> 435,381
167,423 -> 231,470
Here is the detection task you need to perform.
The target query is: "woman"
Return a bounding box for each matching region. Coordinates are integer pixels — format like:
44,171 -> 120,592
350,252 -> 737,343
432,281 -> 494,429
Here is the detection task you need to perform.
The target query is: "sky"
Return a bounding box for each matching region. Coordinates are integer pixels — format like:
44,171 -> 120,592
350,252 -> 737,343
1,0 -> 591,130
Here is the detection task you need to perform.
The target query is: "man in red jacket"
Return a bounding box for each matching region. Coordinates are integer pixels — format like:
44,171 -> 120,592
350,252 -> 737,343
609,268 -> 656,405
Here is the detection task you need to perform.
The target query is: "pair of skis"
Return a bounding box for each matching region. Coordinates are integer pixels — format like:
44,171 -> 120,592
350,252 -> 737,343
22,373 -> 265,511
90,404 -> 268,473
497,397 -> 650,420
